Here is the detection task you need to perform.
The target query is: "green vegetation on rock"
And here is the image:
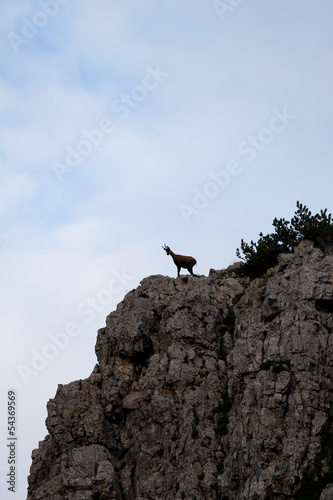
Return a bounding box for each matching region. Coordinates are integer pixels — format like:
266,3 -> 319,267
236,201 -> 333,277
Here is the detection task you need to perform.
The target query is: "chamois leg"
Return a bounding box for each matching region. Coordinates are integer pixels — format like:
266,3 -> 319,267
177,266 -> 181,277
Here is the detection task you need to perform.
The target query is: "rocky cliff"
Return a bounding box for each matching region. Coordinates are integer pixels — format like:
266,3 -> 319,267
27,240 -> 333,500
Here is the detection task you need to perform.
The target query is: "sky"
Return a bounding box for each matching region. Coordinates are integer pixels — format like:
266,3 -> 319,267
0,0 -> 332,497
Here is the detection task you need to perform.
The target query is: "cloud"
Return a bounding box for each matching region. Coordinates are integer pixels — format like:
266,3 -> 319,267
0,172 -> 38,217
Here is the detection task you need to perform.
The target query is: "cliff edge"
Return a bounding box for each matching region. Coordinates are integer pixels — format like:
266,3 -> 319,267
27,240 -> 333,499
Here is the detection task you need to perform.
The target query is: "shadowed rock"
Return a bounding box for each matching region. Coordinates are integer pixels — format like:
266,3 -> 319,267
27,241 -> 333,500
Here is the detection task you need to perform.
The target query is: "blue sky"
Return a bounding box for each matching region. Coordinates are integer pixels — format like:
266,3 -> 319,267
1,1 -> 333,496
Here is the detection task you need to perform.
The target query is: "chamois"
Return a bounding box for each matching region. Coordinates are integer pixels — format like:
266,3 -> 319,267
162,245 -> 197,277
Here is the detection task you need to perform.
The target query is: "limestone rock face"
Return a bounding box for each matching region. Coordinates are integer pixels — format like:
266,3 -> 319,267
27,241 -> 333,499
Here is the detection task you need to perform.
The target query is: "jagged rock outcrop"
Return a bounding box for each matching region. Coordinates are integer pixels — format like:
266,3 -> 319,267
27,240 -> 333,499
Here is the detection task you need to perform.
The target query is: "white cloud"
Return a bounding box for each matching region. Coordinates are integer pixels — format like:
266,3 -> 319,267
0,172 -> 38,216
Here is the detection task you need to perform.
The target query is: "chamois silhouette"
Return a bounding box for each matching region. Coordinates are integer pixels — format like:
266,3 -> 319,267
162,245 -> 197,277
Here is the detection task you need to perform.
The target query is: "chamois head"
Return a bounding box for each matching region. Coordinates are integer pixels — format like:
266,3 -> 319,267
162,244 -> 171,255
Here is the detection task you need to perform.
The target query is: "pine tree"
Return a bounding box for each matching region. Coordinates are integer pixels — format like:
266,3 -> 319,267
236,201 -> 333,278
